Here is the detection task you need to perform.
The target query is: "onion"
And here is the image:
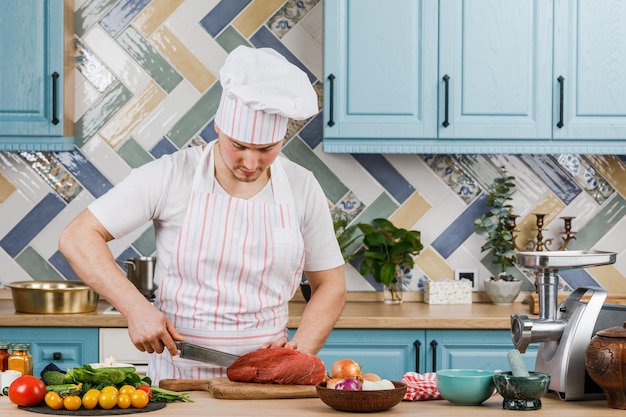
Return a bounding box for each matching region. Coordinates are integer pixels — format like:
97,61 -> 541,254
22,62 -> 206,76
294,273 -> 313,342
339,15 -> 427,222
331,359 -> 362,379
334,377 -> 362,391
325,377 -> 342,389
362,372 -> 381,382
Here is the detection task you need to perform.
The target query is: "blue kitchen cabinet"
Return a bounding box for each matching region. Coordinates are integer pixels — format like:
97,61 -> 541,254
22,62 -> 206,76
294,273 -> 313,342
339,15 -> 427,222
426,330 -> 538,372
324,0 -> 626,154
323,0 -> 439,153
437,0 -> 553,140
297,328 -> 537,381
0,327 -> 98,376
553,0 -> 626,140
0,0 -> 73,151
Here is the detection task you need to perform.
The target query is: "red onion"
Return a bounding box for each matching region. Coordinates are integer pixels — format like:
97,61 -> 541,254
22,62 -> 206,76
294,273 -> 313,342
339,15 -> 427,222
334,377 -> 362,391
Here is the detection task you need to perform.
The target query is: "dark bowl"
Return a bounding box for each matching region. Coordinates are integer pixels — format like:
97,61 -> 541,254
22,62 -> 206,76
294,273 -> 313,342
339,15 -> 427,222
493,371 -> 550,410
316,381 -> 407,412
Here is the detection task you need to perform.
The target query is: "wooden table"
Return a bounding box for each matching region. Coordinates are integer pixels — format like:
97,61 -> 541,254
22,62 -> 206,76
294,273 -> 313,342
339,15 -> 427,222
1,392 -> 624,416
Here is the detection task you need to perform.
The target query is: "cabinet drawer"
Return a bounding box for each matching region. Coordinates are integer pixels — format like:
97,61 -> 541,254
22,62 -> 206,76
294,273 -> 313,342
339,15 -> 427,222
0,327 -> 98,376
99,328 -> 149,373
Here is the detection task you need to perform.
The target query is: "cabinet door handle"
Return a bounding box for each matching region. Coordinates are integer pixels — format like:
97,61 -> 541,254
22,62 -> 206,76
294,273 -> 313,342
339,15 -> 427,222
557,76 -> 564,129
442,75 -> 450,127
413,340 -> 421,373
51,72 -> 60,125
53,352 -> 63,360
429,340 -> 438,372
327,74 -> 335,127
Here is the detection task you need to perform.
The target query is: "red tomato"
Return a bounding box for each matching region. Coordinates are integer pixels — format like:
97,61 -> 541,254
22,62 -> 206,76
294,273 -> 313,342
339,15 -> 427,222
8,375 -> 46,407
136,385 -> 152,400
331,359 -> 362,379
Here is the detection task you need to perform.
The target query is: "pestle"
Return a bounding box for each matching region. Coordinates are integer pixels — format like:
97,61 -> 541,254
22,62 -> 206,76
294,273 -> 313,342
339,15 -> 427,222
507,349 -> 530,377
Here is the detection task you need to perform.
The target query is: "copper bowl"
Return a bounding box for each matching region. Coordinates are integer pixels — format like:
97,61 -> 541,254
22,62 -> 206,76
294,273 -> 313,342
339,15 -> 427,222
316,381 -> 406,412
7,280 -> 99,314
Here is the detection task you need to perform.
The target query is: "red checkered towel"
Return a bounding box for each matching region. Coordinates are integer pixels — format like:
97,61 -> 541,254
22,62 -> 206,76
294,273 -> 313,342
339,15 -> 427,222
401,372 -> 443,401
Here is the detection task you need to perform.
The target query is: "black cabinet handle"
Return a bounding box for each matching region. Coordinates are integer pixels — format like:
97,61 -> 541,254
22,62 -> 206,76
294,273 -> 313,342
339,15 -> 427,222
52,72 -> 60,125
442,75 -> 450,127
413,340 -> 421,373
429,340 -> 438,372
327,74 -> 336,127
53,351 -> 62,360
556,76 -> 564,129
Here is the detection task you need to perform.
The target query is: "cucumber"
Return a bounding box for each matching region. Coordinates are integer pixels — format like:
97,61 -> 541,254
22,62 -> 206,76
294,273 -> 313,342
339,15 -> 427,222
507,349 -> 530,377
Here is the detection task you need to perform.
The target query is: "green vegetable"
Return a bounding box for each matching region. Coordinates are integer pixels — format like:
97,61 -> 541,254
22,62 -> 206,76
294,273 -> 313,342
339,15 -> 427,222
46,383 -> 83,397
2,386 -> 8,396
42,370 -> 66,386
150,386 -> 194,403
64,365 -> 129,385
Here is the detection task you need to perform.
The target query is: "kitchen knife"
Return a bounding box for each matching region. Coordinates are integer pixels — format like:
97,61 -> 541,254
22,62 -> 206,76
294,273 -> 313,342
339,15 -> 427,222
175,341 -> 240,367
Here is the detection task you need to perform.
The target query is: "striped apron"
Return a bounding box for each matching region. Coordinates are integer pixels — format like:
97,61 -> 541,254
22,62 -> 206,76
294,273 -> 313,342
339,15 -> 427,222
148,142 -> 305,383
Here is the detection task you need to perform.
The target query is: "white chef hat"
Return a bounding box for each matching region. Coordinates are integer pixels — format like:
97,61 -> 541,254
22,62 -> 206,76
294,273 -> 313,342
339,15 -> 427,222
214,46 -> 318,145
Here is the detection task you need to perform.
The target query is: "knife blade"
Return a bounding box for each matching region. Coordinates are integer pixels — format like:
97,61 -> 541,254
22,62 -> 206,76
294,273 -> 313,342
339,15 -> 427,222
175,341 -> 240,367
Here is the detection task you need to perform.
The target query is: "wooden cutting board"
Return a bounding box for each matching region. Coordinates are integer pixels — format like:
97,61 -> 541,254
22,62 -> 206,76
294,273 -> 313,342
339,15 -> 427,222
159,377 -> 318,400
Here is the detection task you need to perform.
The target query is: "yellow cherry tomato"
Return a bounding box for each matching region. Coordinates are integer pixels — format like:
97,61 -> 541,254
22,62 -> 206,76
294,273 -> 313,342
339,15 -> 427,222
44,392 -> 64,410
63,395 -> 82,411
101,385 -> 119,396
119,385 -> 136,396
98,391 -> 118,410
117,393 -> 131,409
130,389 -> 149,409
81,391 -> 99,410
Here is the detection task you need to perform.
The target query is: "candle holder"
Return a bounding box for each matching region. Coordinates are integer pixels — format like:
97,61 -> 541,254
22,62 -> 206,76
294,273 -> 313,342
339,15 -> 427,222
527,213 -> 554,252
558,216 -> 576,250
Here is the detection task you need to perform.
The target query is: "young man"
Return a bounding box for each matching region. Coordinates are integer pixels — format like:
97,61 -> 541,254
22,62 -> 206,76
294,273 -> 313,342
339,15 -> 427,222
60,46 -> 346,383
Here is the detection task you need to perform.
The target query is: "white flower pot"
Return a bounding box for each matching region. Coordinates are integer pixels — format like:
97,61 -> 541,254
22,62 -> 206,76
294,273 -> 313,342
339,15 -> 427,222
484,280 -> 522,306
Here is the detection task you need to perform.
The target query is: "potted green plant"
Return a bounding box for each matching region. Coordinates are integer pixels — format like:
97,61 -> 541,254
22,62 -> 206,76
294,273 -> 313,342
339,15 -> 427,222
474,168 -> 522,305
356,218 -> 423,304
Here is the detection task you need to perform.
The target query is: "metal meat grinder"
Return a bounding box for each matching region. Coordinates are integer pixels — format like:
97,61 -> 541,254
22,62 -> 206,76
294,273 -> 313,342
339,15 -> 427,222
510,250 -> 626,400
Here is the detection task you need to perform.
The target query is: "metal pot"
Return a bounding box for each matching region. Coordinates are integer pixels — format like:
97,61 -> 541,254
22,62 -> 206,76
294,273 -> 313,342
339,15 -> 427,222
123,257 -> 157,299
7,280 -> 99,314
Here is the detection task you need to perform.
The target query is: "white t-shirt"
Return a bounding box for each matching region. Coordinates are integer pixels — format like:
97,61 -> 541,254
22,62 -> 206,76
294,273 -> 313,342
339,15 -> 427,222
89,146 -> 344,281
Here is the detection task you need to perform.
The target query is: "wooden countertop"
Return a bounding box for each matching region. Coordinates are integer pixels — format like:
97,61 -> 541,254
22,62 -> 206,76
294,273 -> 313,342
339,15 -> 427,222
0,298 -> 534,329
0,392 -> 622,416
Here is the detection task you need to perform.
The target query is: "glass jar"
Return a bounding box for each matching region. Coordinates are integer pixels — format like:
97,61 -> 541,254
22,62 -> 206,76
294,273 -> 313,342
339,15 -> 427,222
0,341 -> 9,371
8,343 -> 33,375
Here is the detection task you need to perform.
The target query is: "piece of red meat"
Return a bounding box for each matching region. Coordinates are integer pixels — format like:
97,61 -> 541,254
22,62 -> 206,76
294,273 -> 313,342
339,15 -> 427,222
226,347 -> 325,385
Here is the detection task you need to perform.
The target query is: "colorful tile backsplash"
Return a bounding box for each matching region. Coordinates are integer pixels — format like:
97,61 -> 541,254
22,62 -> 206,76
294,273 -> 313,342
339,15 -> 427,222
1,0 -> 626,295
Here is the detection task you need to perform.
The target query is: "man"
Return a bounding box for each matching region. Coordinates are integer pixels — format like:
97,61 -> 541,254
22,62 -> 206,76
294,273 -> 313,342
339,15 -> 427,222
59,46 -> 346,383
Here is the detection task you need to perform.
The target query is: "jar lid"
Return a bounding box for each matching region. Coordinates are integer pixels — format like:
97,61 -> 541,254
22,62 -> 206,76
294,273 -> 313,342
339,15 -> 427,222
0,341 -> 9,349
10,342 -> 30,350
596,322 -> 626,338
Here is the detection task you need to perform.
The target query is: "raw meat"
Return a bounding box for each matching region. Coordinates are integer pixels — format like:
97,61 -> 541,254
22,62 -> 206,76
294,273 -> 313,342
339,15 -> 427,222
226,347 -> 325,385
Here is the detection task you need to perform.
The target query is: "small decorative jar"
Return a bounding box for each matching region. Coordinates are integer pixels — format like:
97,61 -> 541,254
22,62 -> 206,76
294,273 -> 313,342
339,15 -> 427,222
585,322 -> 626,409
8,343 -> 33,376
0,341 -> 9,371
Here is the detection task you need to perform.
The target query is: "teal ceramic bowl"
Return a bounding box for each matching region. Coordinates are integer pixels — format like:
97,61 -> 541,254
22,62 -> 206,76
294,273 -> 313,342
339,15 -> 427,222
436,369 -> 496,406
493,371 -> 550,410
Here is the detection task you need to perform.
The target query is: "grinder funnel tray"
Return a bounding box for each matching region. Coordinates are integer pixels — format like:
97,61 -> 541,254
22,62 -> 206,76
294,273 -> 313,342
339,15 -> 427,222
516,250 -> 616,270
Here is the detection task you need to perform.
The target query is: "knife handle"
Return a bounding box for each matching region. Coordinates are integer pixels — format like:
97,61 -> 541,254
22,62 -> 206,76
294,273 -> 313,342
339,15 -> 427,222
159,378 -> 212,392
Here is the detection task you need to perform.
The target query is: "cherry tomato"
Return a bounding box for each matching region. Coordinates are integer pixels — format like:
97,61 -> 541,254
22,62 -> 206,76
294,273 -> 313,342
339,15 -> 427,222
101,385 -> 119,396
44,392 -> 64,410
117,393 -> 131,409
331,359 -> 361,379
136,385 -> 152,399
81,390 -> 99,410
99,391 -> 118,410
130,389 -> 149,408
63,395 -> 82,411
8,375 -> 47,407
119,385 -> 136,396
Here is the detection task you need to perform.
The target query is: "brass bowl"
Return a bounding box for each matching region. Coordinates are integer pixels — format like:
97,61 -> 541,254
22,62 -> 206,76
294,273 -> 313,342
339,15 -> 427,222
7,280 -> 99,314
316,381 -> 406,412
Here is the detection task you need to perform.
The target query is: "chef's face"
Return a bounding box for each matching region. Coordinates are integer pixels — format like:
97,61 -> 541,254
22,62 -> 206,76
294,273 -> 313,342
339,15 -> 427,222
215,126 -> 283,183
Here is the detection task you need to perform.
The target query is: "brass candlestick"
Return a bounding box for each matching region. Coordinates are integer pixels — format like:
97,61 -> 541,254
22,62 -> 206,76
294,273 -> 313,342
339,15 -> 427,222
558,216 -> 576,250
528,213 -> 554,251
